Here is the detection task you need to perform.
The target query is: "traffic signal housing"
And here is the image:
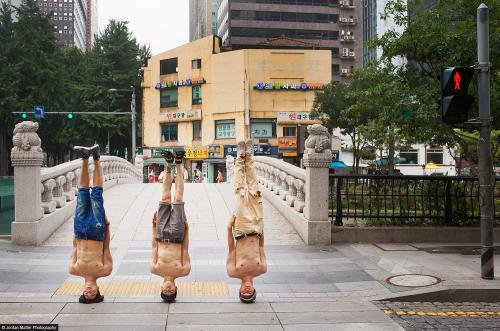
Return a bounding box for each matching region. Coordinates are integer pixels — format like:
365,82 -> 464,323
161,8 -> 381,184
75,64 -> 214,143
441,67 -> 475,124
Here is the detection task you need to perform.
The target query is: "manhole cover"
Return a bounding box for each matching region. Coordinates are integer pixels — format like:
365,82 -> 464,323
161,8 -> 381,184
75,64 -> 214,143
386,274 -> 441,287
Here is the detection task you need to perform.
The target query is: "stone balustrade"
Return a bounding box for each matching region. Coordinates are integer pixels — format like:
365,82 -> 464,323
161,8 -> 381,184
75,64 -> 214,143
253,156 -> 306,213
10,120 -> 143,245
39,156 -> 142,216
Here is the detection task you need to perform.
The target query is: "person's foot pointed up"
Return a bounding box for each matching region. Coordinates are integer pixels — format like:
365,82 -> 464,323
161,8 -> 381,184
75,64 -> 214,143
74,144 -> 99,160
92,145 -> 100,161
237,141 -> 246,158
245,139 -> 254,157
174,150 -> 185,164
161,150 -> 175,171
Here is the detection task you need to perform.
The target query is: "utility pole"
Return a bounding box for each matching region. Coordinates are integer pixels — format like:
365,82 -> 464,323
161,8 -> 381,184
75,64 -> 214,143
131,86 -> 136,163
477,3 -> 494,280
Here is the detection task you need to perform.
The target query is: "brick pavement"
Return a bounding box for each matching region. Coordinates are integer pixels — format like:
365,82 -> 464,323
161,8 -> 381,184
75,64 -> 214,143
0,183 -> 499,330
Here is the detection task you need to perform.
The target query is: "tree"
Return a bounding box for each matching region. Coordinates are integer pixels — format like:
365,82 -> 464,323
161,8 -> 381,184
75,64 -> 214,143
81,20 -> 145,160
375,0 -> 500,166
0,1 -> 18,175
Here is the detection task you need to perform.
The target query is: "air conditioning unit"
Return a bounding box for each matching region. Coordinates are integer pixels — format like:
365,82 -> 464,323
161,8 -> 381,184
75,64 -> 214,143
349,51 -> 355,57
342,48 -> 349,56
341,68 -> 349,74
175,67 -> 179,72
340,17 -> 348,22
349,18 -> 354,23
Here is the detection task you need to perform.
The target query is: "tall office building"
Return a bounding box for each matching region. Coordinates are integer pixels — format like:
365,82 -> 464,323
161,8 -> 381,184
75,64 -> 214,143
362,0 -> 404,67
85,0 -> 98,49
189,0 -> 218,42
34,0 -> 96,50
216,0 -> 363,81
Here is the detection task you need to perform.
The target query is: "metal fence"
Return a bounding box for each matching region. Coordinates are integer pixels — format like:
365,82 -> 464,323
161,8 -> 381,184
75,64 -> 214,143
329,175 -> 500,226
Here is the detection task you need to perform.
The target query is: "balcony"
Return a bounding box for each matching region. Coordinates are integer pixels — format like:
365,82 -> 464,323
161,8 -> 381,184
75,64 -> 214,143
341,51 -> 355,59
340,0 -> 355,9
340,35 -> 355,43
339,17 -> 358,25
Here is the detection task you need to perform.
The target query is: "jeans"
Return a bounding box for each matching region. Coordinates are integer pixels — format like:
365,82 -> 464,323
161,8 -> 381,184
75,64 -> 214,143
74,187 -> 106,241
233,156 -> 263,238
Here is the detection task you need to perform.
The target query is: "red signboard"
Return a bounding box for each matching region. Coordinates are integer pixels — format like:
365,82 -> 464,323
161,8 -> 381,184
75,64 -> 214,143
278,137 -> 297,149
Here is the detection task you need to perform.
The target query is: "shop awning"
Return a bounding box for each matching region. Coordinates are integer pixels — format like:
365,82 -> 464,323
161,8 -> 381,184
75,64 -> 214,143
143,158 -> 166,165
330,161 -> 348,169
204,158 -> 226,164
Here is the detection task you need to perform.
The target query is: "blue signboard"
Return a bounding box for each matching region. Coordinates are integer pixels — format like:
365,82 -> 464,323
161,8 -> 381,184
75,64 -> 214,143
332,150 -> 340,161
34,105 -> 44,119
224,144 -> 275,157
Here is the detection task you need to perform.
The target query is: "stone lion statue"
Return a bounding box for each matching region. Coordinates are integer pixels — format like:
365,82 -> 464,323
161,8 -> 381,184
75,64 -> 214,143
12,121 -> 42,152
304,124 -> 331,154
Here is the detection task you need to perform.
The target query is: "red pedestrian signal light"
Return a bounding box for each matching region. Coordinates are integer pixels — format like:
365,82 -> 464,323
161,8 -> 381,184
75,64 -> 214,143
441,67 -> 475,124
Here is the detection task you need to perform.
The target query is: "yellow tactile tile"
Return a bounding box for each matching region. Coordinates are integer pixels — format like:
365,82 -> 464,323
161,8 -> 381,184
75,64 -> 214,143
384,310 -> 500,317
54,281 -> 229,297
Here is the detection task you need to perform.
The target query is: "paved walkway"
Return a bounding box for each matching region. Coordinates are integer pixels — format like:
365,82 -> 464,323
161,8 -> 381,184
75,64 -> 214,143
0,183 -> 499,330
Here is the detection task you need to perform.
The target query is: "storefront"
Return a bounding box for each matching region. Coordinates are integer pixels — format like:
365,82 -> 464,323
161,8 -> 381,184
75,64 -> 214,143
184,147 -> 208,182
141,146 -> 185,182
203,144 -> 225,183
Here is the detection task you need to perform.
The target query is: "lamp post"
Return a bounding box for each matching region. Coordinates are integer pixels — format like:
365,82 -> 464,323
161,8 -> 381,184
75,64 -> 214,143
108,87 -> 136,163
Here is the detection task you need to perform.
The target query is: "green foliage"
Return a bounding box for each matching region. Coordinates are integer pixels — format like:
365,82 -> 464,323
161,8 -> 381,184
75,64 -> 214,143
0,1 -> 149,172
375,0 -> 500,163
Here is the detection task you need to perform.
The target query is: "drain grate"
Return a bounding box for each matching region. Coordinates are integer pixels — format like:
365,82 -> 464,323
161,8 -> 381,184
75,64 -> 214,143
55,281 -> 229,297
386,274 -> 441,287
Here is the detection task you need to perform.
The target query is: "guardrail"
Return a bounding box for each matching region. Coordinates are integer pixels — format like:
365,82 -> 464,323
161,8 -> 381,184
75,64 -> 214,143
329,174 -> 500,226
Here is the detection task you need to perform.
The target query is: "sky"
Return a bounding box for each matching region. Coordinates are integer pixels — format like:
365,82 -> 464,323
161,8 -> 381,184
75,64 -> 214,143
98,0 -> 189,55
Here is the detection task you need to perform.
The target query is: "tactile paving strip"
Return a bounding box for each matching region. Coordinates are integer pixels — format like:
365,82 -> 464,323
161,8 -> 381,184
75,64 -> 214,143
54,281 -> 229,297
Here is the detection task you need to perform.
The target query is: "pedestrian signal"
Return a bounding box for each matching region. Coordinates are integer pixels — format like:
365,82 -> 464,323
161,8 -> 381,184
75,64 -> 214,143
441,67 -> 475,124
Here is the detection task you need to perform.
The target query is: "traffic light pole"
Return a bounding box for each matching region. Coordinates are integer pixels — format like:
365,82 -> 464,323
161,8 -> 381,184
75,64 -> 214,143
477,3 -> 494,280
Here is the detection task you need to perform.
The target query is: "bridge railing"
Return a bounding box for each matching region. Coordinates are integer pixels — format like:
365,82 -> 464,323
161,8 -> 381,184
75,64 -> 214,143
10,121 -> 142,245
254,156 -> 306,213
250,126 -> 332,245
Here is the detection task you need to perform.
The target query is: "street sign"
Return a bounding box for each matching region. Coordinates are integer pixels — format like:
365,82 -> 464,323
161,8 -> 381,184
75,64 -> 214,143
34,105 -> 44,119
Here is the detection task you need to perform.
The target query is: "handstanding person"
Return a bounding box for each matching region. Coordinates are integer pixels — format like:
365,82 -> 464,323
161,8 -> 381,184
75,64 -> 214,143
226,140 -> 267,303
68,145 -> 113,304
151,150 -> 191,303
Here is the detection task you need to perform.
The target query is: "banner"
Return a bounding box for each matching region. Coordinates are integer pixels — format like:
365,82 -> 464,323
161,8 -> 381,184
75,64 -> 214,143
160,109 -> 201,122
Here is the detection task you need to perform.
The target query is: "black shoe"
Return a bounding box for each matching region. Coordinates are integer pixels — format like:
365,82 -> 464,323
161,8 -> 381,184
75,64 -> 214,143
92,145 -> 100,161
161,150 -> 175,164
79,290 -> 104,304
74,145 -> 99,160
174,151 -> 185,164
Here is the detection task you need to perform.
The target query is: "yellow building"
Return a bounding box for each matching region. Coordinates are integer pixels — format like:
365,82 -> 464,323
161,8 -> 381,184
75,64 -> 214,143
141,36 -> 331,182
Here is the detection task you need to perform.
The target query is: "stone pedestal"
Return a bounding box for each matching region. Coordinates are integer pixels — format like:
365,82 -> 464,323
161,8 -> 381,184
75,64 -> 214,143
303,150 -> 331,245
10,121 -> 44,245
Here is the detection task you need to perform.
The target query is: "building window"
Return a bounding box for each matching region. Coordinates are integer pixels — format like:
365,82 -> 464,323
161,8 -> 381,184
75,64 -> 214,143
250,119 -> 276,138
398,149 -> 418,164
160,58 -> 177,75
192,59 -> 202,69
192,85 -> 202,104
193,121 -> 202,140
161,124 -> 178,142
426,148 -> 444,164
283,126 -> 297,137
160,89 -> 178,108
215,119 -> 235,139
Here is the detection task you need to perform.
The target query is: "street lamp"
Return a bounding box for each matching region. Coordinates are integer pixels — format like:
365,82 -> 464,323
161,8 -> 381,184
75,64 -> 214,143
108,87 -> 136,163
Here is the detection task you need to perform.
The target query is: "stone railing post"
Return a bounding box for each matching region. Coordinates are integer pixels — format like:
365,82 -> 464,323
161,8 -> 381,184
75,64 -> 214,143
293,179 -> 305,213
53,175 -> 67,208
10,121 -> 44,245
279,171 -> 288,200
64,172 -> 75,201
302,124 -> 332,245
285,175 -> 296,206
226,155 -> 234,184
